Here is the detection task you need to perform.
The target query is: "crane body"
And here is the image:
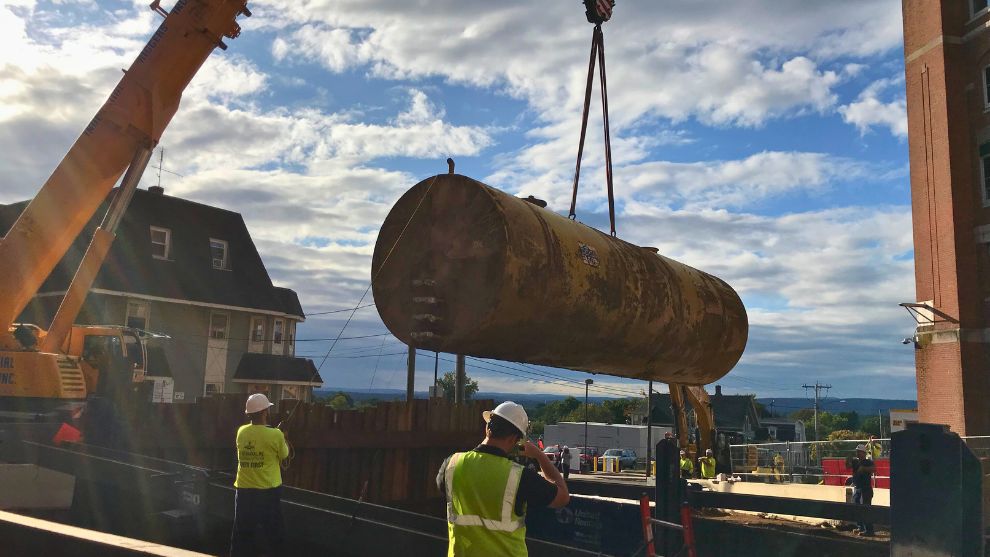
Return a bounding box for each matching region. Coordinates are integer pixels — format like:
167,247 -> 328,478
0,0 -> 249,406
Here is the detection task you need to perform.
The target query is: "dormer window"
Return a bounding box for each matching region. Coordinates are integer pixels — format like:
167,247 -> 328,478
210,238 -> 229,270
151,226 -> 171,260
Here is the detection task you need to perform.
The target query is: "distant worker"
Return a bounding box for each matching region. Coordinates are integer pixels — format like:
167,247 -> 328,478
773,451 -> 785,483
865,435 -> 882,460
230,394 -> 290,557
697,449 -> 716,479
568,445 -> 581,477
851,444 -> 876,537
679,450 -> 694,479
561,445 -> 572,479
664,431 -> 673,440
437,401 -> 569,556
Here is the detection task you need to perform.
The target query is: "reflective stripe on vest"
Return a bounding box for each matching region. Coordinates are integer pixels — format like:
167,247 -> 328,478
444,452 -> 526,532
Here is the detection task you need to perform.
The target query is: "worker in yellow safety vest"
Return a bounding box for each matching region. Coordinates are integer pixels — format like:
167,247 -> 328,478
679,449 -> 694,478
437,401 -> 570,556
230,393 -> 290,557
697,449 -> 716,479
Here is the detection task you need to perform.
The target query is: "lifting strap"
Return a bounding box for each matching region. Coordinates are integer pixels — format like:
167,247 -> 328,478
569,24 -> 617,237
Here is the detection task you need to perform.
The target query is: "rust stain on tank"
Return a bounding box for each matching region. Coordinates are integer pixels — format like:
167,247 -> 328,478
371,174 -> 748,385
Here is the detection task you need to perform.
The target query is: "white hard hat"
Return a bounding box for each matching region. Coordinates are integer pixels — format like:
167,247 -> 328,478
706,449 -> 713,455
679,450 -> 686,455
483,401 -> 529,437
855,444 -> 867,452
245,393 -> 274,415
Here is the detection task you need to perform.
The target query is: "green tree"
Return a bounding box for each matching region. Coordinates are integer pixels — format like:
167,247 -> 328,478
326,391 -> 354,410
436,371 -> 479,402
562,404 -> 614,423
860,416 -> 881,436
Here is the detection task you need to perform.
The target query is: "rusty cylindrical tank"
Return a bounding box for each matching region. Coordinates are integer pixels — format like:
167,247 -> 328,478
371,174 -> 748,384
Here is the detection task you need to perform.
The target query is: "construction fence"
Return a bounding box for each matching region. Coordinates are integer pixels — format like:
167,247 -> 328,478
114,395 -> 492,512
728,436 -> 990,487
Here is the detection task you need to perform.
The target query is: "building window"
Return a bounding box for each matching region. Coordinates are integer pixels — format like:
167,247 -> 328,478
150,226 -> 171,260
210,238 -> 229,270
975,0 -> 988,16
273,319 -> 284,345
209,312 -> 229,340
287,321 -> 296,356
250,317 -> 266,343
982,153 -> 990,205
204,382 -> 223,396
282,385 -> 302,401
125,300 -> 150,330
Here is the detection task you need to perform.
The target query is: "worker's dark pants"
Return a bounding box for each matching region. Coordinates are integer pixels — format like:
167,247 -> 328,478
562,463 -> 570,479
853,488 -> 874,535
230,486 -> 284,557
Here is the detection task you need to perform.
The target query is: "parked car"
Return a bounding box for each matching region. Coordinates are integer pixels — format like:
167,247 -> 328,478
576,446 -> 599,472
602,448 -> 638,469
543,444 -> 562,465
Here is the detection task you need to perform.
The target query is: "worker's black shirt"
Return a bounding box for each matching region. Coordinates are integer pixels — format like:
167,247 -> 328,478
436,444 -> 559,516
850,457 -> 874,494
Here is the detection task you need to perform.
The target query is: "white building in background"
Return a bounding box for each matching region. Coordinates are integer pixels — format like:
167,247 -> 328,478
889,409 -> 919,433
543,422 -> 672,457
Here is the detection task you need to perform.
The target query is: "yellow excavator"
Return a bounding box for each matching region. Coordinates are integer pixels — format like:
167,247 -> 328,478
669,383 -> 718,460
0,0 -> 250,413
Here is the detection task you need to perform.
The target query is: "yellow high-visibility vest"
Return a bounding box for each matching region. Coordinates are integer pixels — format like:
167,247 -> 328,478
444,451 -> 528,556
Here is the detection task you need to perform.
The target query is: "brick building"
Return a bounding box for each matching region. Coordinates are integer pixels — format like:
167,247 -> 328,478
902,0 -> 990,434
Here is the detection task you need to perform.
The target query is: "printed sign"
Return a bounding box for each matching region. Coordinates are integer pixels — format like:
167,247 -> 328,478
578,244 -> 600,267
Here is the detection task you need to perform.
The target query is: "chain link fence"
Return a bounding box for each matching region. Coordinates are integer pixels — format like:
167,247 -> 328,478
727,435 -> 990,487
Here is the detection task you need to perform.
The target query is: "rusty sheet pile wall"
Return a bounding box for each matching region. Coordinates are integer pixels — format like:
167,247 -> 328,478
128,396 -> 493,509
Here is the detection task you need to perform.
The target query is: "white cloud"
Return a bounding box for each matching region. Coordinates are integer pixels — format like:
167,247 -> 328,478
839,77 -> 908,137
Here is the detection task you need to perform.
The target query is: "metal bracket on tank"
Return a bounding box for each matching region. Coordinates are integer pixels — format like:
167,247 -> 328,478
411,279 -> 445,347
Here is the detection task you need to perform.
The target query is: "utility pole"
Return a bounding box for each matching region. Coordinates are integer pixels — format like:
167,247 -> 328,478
802,382 -> 831,441
646,380 -> 653,478
585,379 -> 594,453
454,354 -> 466,403
406,345 -> 416,403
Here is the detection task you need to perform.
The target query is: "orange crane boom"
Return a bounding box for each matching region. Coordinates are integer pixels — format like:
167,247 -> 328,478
0,0 -> 249,349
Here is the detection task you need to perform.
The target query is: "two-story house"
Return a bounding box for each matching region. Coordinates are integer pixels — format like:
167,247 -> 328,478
0,185 -> 322,403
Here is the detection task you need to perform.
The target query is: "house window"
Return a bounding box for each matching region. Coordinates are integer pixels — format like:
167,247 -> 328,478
204,382 -> 223,396
282,385 -> 302,401
150,226 -> 171,260
982,153 -> 990,205
210,238 -> 229,270
273,319 -> 284,345
125,300 -> 150,330
250,317 -> 266,343
974,0 -> 988,16
209,312 -> 229,340
287,321 -> 296,356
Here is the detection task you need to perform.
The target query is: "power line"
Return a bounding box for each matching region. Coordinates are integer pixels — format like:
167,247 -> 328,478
802,381 -> 832,441
305,303 -> 377,317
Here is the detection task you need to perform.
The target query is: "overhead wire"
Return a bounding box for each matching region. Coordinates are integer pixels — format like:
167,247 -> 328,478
280,175 -> 439,428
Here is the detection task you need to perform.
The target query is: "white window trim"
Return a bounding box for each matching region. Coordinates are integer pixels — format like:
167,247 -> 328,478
249,316 -> 266,352
204,382 -> 224,396
273,318 -> 284,346
150,226 -> 171,260
210,238 -> 229,270
209,311 -> 230,340
125,300 -> 151,330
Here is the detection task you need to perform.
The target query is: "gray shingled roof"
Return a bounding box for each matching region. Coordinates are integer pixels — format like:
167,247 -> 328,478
233,353 -> 323,385
0,188 -> 304,318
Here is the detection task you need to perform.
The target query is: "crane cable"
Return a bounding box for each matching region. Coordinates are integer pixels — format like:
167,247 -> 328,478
569,17 -> 617,237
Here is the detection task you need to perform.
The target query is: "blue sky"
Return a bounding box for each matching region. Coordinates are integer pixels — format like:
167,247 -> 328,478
0,0 -> 917,400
